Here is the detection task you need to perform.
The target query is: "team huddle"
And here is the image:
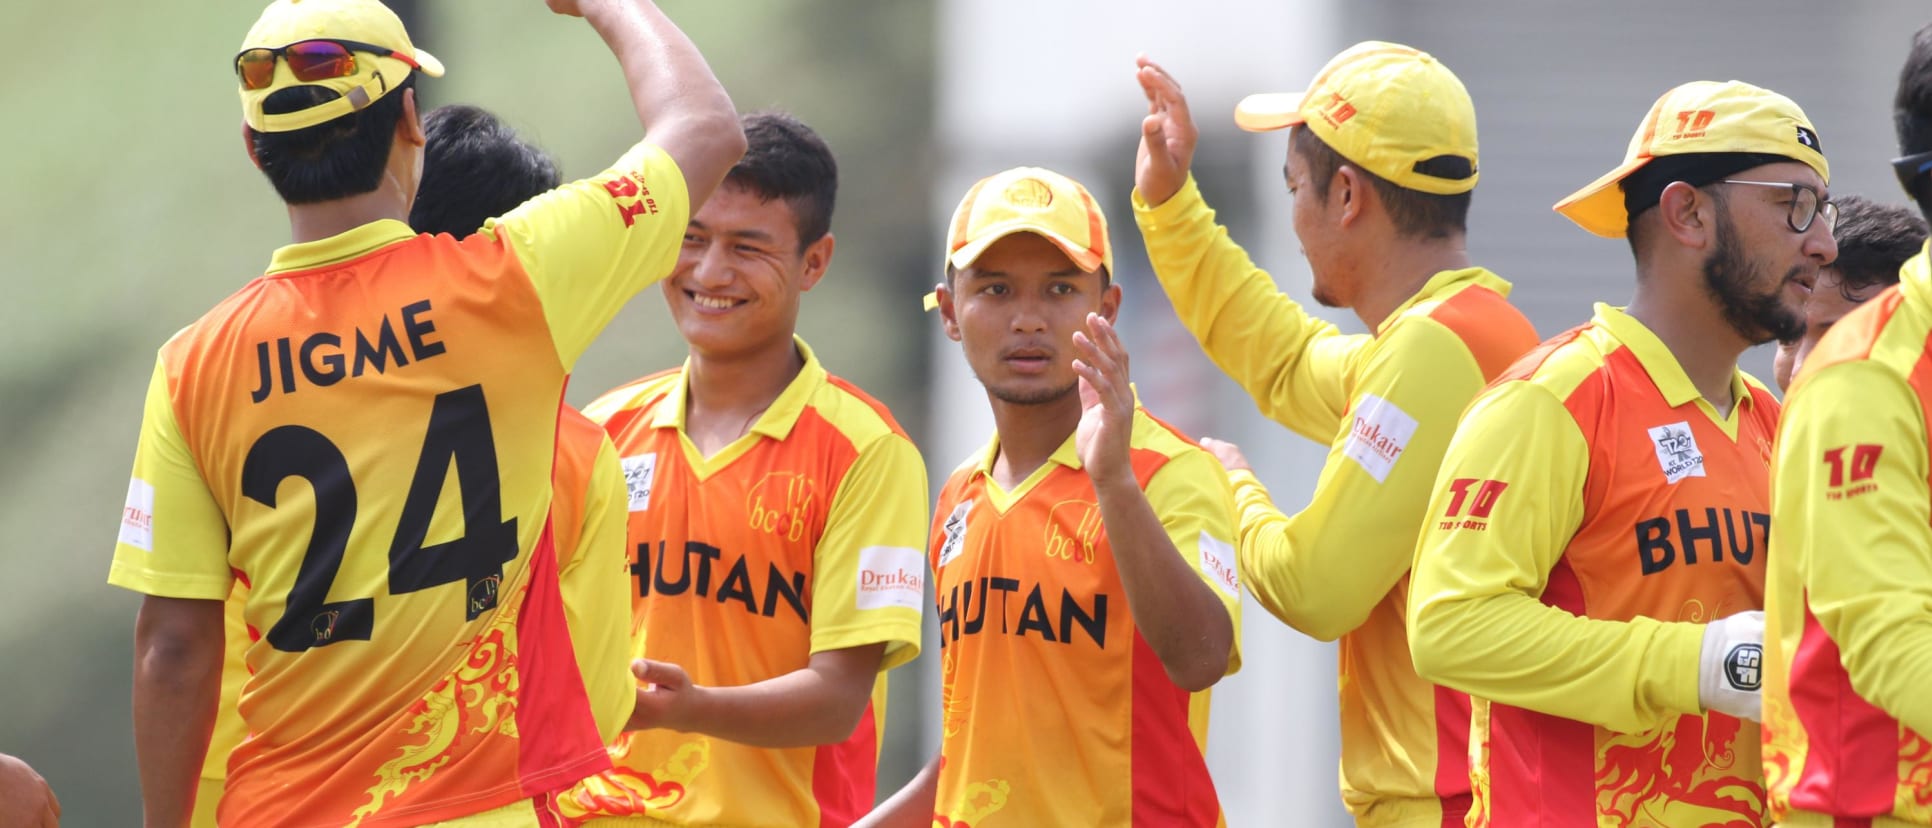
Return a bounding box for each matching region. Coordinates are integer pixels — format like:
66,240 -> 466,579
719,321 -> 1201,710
89,0 -> 1932,826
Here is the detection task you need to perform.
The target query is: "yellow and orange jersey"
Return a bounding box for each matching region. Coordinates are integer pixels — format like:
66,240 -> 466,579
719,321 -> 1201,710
928,407 -> 1242,827
558,338 -> 927,828
1409,304 -> 1776,827
191,404 -> 633,828
1764,243 -> 1932,827
1134,174 -> 1538,825
108,142 -> 688,827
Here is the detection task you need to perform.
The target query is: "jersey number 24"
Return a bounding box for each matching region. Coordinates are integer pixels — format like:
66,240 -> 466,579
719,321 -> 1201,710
240,384 -> 519,652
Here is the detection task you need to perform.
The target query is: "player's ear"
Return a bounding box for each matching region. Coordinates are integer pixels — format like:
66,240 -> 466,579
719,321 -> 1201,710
242,122 -> 263,170
1657,181 -> 1713,250
399,88 -> 425,148
1099,280 -> 1122,325
1335,164 -> 1367,228
935,282 -> 963,342
797,233 -> 836,293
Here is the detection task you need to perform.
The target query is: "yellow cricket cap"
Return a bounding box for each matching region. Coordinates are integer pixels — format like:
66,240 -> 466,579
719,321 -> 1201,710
1554,80 -> 1829,238
1234,41 -> 1479,196
238,0 -> 444,133
945,166 -> 1112,274
923,167 -> 1113,311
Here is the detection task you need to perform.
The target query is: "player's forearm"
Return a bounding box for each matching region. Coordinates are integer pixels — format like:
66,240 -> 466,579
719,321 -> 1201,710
1228,470 -> 1389,641
1133,177 -> 1340,439
131,597 -> 224,828
1409,591 -> 1703,734
854,752 -> 940,828
582,0 -> 744,203
1095,474 -> 1233,691
673,646 -> 884,747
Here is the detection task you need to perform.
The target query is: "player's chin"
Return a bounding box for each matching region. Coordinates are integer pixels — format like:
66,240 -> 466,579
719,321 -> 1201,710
987,376 -> 1078,406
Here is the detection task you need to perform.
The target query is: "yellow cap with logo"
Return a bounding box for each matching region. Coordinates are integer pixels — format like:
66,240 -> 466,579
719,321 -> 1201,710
1554,80 -> 1829,238
238,0 -> 444,133
1234,41 -> 1479,196
924,167 -> 1112,311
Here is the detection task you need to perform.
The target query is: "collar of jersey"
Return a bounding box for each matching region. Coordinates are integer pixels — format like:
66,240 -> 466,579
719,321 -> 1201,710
264,219 -> 416,276
968,388 -> 1145,511
648,334 -> 826,442
971,429 -> 1083,512
1374,266 -> 1514,336
1591,302 -> 1756,427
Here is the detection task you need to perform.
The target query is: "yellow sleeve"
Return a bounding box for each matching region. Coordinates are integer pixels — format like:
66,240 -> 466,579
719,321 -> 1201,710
485,142 -> 691,369
108,355 -> 232,599
1132,175 -> 1367,441
201,581 -> 251,783
1407,381 -> 1705,734
1144,445 -> 1244,675
1232,320 -> 1489,641
1777,361 -> 1932,735
559,434 -> 639,743
808,432 -> 929,671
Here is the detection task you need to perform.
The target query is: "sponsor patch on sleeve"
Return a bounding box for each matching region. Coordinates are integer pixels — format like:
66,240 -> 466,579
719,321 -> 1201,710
621,453 -> 658,512
1342,394 -> 1418,483
120,478 -> 156,552
1198,531 -> 1241,599
856,546 -> 925,611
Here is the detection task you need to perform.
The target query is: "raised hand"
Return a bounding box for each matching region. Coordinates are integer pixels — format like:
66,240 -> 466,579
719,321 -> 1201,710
1198,437 -> 1253,473
1073,313 -> 1136,487
1134,55 -> 1200,208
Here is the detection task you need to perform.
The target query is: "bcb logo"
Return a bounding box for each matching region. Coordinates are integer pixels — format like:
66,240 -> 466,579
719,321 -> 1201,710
747,472 -> 816,542
1044,500 -> 1102,564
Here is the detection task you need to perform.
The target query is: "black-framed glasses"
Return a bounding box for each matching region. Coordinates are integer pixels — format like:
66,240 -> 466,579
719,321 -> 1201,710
1893,150 -> 1932,199
1718,179 -> 1838,233
235,39 -> 418,91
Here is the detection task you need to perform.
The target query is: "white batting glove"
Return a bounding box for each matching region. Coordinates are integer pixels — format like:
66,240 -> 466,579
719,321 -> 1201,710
1699,610 -> 1765,721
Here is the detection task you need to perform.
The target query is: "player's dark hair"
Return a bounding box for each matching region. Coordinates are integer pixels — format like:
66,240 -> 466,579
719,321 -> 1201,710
1290,125 -> 1470,240
249,75 -> 417,205
1895,23 -> 1932,219
409,105 -> 561,238
1829,194 -> 1928,297
724,112 -> 838,251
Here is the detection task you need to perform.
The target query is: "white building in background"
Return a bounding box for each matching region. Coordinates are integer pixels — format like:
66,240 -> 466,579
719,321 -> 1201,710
917,1 -> 1927,824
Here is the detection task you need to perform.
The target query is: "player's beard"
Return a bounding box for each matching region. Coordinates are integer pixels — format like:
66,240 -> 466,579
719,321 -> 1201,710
1702,210 -> 1806,346
985,376 -> 1080,406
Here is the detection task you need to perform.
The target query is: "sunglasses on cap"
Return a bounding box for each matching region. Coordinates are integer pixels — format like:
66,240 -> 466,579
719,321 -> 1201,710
1894,149 -> 1932,199
235,39 -> 420,91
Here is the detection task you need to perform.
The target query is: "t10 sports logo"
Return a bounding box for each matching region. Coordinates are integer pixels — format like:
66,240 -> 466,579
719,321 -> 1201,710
1437,478 -> 1506,531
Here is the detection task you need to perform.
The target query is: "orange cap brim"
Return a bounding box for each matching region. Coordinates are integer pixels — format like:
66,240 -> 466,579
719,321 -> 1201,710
946,224 -> 1105,274
1234,92 -> 1309,133
1552,156 -> 1656,239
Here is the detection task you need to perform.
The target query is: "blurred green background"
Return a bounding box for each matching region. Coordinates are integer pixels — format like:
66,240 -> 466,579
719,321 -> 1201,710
0,2 -> 937,824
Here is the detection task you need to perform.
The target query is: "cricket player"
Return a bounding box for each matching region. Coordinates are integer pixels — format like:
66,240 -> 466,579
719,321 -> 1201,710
1408,80 -> 1837,826
1762,22 -> 1932,826
1131,44 -> 1540,826
863,166 -> 1242,827
1770,195 -> 1927,392
558,112 -> 928,828
108,0 -> 745,823
190,101 -> 638,827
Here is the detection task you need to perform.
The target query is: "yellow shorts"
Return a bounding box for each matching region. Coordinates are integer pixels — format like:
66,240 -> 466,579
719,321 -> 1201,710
191,777 -> 223,828
201,784 -> 557,826
418,796 -> 561,828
